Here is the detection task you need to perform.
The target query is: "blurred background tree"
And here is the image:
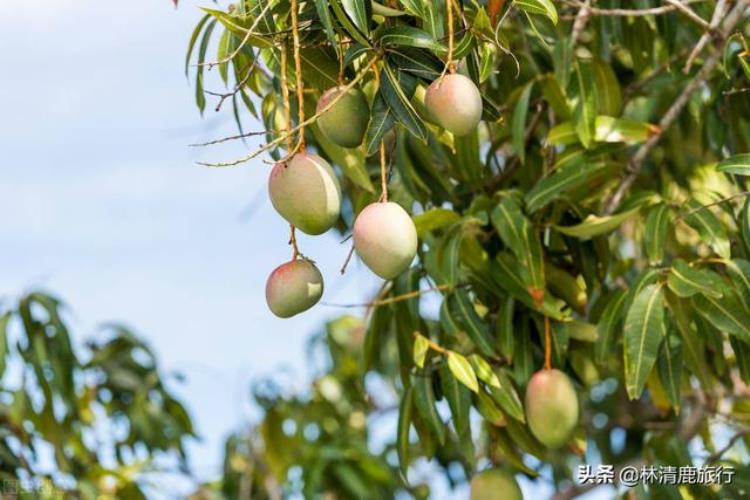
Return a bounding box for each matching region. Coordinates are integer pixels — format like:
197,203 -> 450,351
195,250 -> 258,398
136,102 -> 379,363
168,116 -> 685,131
0,293 -> 195,498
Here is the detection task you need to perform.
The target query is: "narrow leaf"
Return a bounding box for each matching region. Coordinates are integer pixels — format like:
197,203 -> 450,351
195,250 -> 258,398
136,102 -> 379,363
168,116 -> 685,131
623,284 -> 665,399
446,351 -> 479,392
413,334 -> 430,368
667,259 -> 723,299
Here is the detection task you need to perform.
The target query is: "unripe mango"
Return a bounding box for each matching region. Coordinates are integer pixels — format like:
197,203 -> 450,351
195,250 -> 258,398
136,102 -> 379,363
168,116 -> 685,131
268,152 -> 341,235
353,202 -> 417,279
525,369 -> 579,449
265,259 -> 324,318
316,86 -> 370,148
470,469 -> 523,500
424,73 -> 482,136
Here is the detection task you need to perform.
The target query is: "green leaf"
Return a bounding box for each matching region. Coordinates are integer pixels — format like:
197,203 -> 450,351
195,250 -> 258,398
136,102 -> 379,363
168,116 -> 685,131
487,368 -> 525,422
730,336 -> 750,385
413,374 -> 446,444
554,206 -> 642,240
717,153 -> 750,176
440,362 -> 472,436
491,197 -> 545,294
365,93 -> 395,156
592,59 -> 622,116
547,116 -> 657,146
491,254 -> 569,321
380,64 -> 427,141
623,284 -> 665,399
372,0 -> 406,16
666,292 -> 712,389
574,59 -> 596,149
341,0 -> 370,34
496,297 -> 515,361
694,284 -> 750,343
413,208 -> 460,237
644,204 -> 671,265
446,351 -> 479,392
469,354 -> 500,388
667,259 -> 723,299
397,0 -> 422,16
524,161 -> 611,214
377,26 -> 442,52
726,259 -> 750,308
330,0 -> 372,47
387,47 -> 443,80
313,0 -> 337,46
594,289 -> 627,365
512,82 -> 534,165
475,389 -> 506,425
682,199 -> 730,259
448,291 -> 496,358
200,8 -> 272,48
396,385 -> 414,475
363,303 -> 391,370
741,198 -> 750,255
413,334 -> 430,368
658,332 -> 682,413
0,312 -> 10,377
185,14 -> 212,77
194,19 -> 218,114
513,0 -> 558,24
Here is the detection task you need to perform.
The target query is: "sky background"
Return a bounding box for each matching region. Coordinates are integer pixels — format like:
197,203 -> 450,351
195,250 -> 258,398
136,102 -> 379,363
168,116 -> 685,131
0,1 -> 604,498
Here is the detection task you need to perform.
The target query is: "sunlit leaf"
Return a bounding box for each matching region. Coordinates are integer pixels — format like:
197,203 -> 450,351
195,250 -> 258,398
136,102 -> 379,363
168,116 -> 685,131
624,284 -> 665,399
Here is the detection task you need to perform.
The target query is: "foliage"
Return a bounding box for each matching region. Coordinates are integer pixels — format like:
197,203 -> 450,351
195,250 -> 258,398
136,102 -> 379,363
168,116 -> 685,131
183,0 -> 750,497
0,292 -> 195,498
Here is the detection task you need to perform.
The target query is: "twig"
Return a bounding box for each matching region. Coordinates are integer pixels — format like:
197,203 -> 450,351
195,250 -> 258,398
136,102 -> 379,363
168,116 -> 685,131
684,0 -> 728,73
570,0 -> 591,47
321,284 -> 454,308
198,57 -> 379,167
189,130 -> 272,148
603,0 -> 750,215
197,0 -> 277,69
413,331 -> 450,355
663,0 -> 712,31
339,243 -> 356,275
674,191 -> 750,221
204,59 -> 257,112
706,429 -> 750,464
563,0 -> 705,18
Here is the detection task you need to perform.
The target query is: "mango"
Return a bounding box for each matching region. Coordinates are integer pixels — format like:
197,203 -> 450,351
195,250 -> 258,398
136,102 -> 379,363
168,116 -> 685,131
268,152 -> 341,235
265,259 -> 324,318
424,73 -> 482,136
471,469 -> 523,500
353,201 -> 417,279
316,86 -> 370,148
525,369 -> 579,449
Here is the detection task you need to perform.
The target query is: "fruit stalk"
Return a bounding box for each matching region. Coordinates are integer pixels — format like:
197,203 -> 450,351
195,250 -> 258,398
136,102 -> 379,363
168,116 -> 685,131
379,140 -> 388,202
290,0 -> 305,151
280,42 -> 293,151
544,316 -> 551,370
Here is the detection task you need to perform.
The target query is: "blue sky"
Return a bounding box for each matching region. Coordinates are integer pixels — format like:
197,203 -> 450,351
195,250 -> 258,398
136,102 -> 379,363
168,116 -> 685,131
0,2 -> 612,498
0,0 -> 383,484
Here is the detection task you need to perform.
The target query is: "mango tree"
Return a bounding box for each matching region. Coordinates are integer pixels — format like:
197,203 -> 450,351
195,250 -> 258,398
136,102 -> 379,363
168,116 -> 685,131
182,0 -> 750,497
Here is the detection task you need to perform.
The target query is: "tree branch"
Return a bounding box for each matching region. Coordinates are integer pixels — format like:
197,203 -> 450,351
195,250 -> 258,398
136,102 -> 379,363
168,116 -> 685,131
603,0 -> 749,215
